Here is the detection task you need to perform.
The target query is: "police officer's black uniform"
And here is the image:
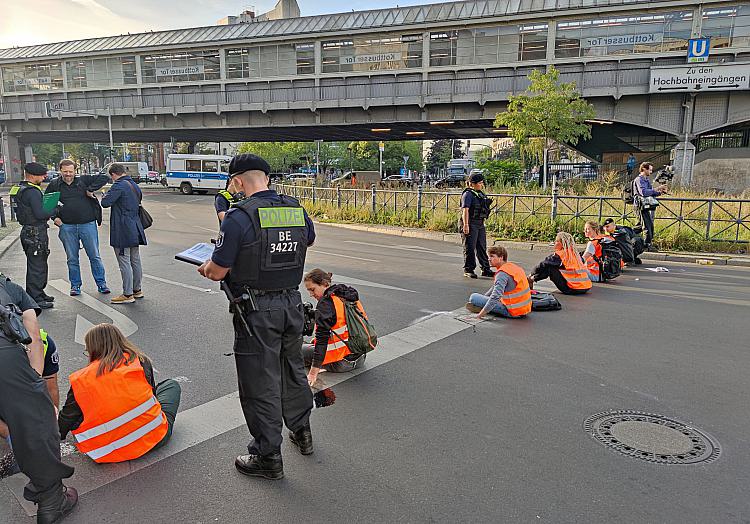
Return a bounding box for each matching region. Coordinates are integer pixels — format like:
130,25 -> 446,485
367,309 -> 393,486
460,174 -> 492,277
11,163 -> 57,307
211,154 -> 314,480
0,274 -> 77,522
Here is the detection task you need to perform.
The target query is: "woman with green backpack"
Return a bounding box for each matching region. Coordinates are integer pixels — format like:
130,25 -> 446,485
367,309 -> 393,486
302,269 -> 376,387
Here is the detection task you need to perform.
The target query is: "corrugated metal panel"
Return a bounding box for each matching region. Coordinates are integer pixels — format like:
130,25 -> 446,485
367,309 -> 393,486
0,0 -> 683,61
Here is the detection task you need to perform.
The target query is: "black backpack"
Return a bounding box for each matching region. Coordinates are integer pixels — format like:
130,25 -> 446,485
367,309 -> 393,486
530,291 -> 562,311
596,239 -> 623,281
622,180 -> 635,205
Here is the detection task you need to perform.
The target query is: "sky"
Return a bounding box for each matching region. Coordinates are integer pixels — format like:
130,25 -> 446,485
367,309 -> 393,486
0,0 -> 453,49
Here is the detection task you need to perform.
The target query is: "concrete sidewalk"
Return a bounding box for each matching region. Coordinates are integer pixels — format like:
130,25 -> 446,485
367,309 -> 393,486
319,221 -> 750,267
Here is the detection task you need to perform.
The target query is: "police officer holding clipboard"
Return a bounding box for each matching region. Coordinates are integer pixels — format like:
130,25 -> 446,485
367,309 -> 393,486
198,154 -> 315,480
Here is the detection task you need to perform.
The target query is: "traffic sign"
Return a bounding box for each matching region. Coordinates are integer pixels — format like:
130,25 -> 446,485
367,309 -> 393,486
649,63 -> 750,93
688,38 -> 710,63
379,141 -> 384,152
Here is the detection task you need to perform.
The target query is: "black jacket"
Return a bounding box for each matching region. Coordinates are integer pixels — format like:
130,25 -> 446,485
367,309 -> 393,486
46,175 -> 108,225
312,284 -> 359,368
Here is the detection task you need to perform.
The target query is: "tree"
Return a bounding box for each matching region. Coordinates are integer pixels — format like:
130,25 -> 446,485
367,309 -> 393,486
494,66 -> 595,189
32,144 -> 62,168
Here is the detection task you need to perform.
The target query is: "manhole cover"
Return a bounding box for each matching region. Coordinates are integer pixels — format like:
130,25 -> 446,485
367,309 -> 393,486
584,410 -> 720,465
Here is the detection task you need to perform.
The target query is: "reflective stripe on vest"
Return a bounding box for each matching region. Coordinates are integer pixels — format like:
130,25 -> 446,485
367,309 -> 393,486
555,250 -> 592,290
70,357 -> 168,463
40,329 -> 49,356
497,262 -> 532,317
218,190 -> 234,204
321,296 -> 352,365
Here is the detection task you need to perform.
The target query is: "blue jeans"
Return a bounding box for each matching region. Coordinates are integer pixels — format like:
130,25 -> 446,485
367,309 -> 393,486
469,293 -> 512,318
58,222 -> 107,290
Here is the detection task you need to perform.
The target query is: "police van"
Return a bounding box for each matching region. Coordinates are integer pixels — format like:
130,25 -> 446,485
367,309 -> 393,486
166,154 -> 231,195
102,162 -> 149,183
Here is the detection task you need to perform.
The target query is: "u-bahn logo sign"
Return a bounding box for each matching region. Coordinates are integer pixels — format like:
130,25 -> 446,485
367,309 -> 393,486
688,38 -> 711,63
649,62 -> 750,93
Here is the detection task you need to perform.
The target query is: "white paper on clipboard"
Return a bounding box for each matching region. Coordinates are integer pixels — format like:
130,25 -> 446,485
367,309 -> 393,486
175,243 -> 215,266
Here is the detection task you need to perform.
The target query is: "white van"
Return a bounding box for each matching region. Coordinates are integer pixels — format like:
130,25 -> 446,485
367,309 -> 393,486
103,162 -> 149,183
166,154 -> 232,195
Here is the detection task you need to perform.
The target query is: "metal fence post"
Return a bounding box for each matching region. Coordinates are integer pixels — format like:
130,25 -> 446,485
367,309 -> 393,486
337,186 -> 342,208
551,175 -> 559,219
417,184 -> 423,221
705,200 -> 713,240
371,185 -> 377,214
312,180 -> 316,205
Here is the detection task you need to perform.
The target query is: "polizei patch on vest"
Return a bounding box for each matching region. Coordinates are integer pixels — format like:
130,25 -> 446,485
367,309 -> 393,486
258,207 -> 305,228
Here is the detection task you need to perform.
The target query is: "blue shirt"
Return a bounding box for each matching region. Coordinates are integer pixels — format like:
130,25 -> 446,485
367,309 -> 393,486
211,190 -> 316,268
634,175 -> 661,198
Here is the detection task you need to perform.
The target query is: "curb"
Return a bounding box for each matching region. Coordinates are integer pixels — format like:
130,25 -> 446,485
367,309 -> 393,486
316,221 -> 750,268
0,227 -> 20,259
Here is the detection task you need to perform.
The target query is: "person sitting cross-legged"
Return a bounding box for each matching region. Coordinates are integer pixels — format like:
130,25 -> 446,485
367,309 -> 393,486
465,245 -> 532,319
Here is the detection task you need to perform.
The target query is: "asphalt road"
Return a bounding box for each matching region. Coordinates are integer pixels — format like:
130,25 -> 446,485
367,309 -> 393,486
1,191 -> 749,523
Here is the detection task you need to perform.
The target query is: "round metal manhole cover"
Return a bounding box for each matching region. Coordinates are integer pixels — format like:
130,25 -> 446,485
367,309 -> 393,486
584,411 -> 720,465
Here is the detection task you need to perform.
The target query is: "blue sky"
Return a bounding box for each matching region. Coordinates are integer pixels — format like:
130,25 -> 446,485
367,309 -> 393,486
0,0 -> 453,49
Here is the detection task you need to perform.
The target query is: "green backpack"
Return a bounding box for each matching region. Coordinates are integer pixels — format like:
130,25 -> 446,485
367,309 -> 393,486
333,300 -> 378,355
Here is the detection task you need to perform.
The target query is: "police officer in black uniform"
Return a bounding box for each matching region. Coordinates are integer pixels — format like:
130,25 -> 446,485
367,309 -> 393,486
460,172 -> 493,278
214,178 -> 241,226
0,273 -> 77,523
198,153 -> 315,480
11,162 -> 57,308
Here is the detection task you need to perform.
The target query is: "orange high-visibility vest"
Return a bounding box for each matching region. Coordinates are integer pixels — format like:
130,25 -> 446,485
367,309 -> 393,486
320,295 -> 367,366
497,262 -> 532,317
555,249 -> 592,291
70,357 -> 168,463
585,237 -> 603,279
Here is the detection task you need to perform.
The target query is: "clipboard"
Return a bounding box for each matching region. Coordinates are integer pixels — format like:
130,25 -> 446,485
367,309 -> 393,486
175,242 -> 215,266
42,192 -> 60,213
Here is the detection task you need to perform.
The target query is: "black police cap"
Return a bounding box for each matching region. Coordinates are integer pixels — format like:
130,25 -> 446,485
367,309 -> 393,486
469,172 -> 485,184
24,162 -> 47,176
229,154 -> 270,177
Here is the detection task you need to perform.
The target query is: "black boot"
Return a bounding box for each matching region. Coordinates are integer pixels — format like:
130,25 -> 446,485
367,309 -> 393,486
36,484 -> 78,524
234,453 -> 284,480
289,425 -> 314,456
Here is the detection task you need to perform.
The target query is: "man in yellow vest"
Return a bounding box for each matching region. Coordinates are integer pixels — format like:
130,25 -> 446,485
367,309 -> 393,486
465,245 -> 532,318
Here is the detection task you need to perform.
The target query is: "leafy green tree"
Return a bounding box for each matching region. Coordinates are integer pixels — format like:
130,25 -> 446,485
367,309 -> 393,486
495,66 -> 595,189
32,144 -> 62,168
477,159 -> 523,186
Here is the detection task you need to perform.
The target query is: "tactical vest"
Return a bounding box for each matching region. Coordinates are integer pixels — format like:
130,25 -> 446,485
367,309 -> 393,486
10,182 -> 45,226
217,190 -> 235,205
0,276 -> 15,345
462,188 -> 490,221
227,193 -> 308,292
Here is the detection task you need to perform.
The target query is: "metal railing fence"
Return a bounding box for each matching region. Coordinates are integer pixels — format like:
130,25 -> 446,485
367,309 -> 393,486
277,183 -> 750,244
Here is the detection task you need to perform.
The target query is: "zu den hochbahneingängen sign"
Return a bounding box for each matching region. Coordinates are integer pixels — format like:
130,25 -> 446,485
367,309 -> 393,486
649,62 -> 750,93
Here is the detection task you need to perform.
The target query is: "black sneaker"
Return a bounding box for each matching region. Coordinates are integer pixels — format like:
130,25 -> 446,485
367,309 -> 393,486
234,453 -> 284,480
36,301 -> 54,310
634,257 -> 643,265
480,270 -> 495,278
463,271 -> 478,279
645,245 -> 659,253
36,485 -> 78,524
289,425 -> 314,456
42,294 -> 55,302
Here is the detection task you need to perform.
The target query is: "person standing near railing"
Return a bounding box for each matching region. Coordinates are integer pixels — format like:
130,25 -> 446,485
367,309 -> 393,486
460,173 -> 493,279
632,162 -> 668,251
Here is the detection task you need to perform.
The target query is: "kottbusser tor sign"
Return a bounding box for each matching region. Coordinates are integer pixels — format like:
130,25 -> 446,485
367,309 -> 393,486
649,63 -> 750,93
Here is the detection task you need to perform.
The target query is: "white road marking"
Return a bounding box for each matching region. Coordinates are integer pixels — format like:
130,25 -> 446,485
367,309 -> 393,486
344,240 -> 462,258
167,212 -> 177,220
74,314 -> 95,345
310,249 -> 379,263
3,308 -> 485,515
193,225 -> 217,233
49,280 -> 138,338
333,274 -> 416,293
142,273 -> 219,294
185,198 -> 203,203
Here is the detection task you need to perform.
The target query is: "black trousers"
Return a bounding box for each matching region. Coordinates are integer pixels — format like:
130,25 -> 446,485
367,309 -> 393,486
0,343 -> 73,502
461,220 -> 490,273
639,207 -> 656,246
20,225 -> 50,302
233,290 -> 312,456
530,262 -> 589,295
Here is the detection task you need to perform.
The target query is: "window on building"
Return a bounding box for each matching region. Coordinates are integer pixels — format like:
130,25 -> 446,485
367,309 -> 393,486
296,44 -> 315,75
226,43 -> 305,78
555,11 -> 693,58
2,62 -> 64,93
141,50 -> 221,84
459,24 -> 548,65
66,56 -> 137,89
322,34 -> 422,73
186,160 -> 202,172
702,5 -> 750,49
430,31 -> 458,67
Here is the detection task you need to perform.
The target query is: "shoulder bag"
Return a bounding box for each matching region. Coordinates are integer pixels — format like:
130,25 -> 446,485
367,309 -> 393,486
126,180 -> 153,229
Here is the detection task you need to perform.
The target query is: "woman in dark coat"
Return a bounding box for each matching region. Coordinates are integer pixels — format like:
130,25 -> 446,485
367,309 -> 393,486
101,164 -> 147,304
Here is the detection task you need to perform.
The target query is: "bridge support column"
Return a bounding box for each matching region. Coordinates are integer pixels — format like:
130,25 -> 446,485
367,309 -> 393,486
1,131 -> 25,184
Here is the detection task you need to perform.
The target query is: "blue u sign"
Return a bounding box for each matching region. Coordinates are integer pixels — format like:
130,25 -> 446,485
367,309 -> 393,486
688,38 -> 710,63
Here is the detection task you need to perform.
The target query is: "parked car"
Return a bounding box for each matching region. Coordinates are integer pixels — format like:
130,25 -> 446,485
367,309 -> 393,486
45,170 -> 60,182
285,173 -> 317,183
381,175 -> 413,188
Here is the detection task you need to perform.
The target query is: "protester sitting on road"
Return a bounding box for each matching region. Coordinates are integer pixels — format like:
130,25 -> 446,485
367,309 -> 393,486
465,245 -> 532,319
101,163 -> 147,304
58,324 -> 181,463
602,218 -> 644,266
302,269 -> 367,386
582,220 -> 620,282
527,232 -> 592,295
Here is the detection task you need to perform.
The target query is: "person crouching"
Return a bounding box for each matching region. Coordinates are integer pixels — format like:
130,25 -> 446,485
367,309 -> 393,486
527,232 -> 592,295
465,245 -> 532,319
302,269 -> 367,386
58,324 -> 181,463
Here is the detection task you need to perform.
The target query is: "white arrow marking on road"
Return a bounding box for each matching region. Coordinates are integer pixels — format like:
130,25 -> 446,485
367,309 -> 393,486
74,314 -> 95,345
143,273 -> 218,294
48,280 -> 138,340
